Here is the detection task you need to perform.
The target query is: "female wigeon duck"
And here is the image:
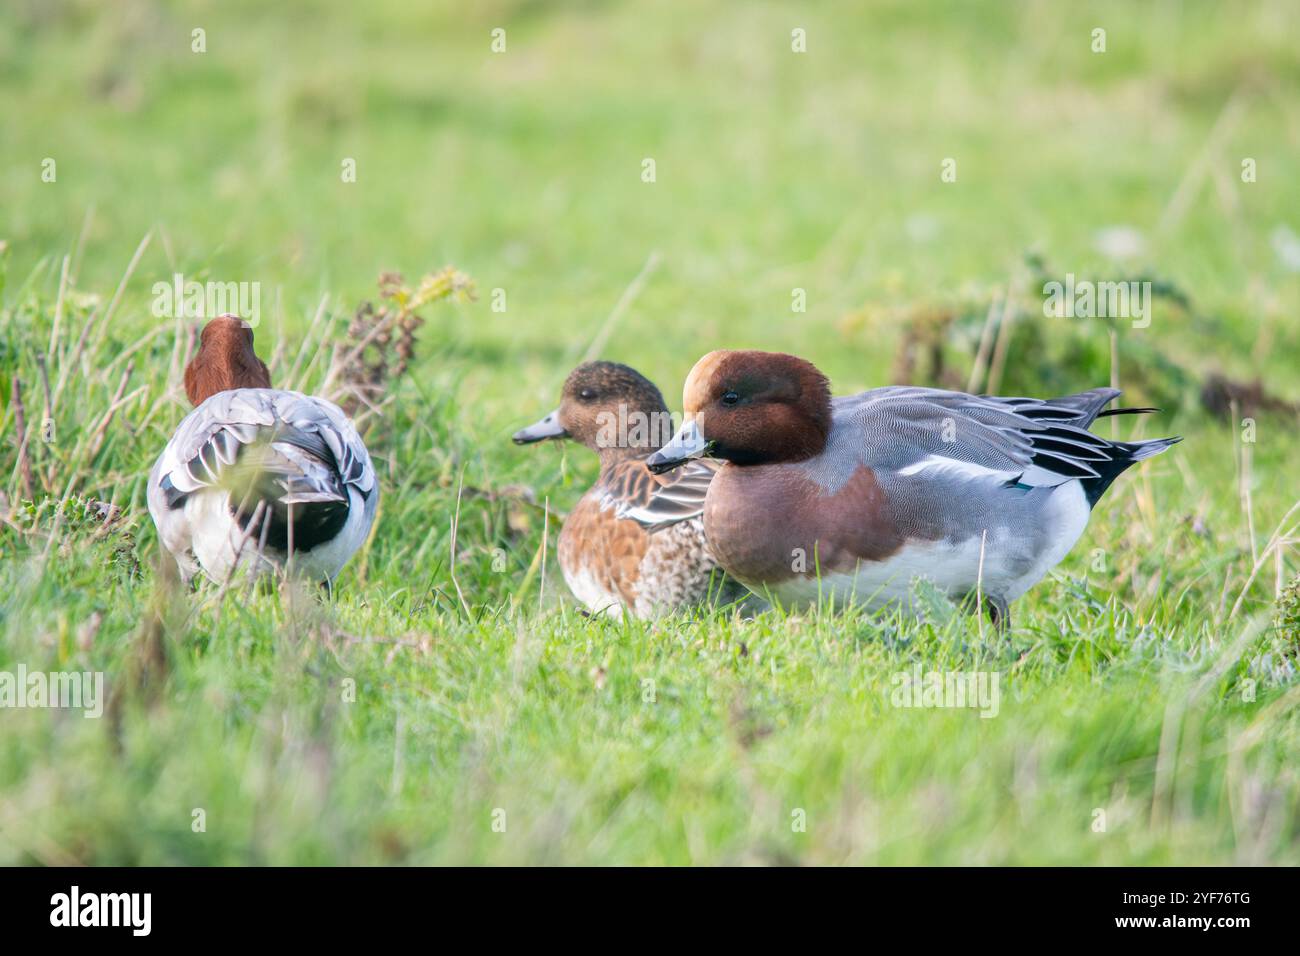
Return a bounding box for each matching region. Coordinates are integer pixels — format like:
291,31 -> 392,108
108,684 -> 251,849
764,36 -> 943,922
147,315 -> 378,585
513,361 -> 750,619
632,350 -> 1179,627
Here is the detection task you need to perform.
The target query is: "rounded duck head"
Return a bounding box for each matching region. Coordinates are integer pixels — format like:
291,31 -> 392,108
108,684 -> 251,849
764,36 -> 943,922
183,314 -> 271,406
682,350 -> 832,466
515,361 -> 673,457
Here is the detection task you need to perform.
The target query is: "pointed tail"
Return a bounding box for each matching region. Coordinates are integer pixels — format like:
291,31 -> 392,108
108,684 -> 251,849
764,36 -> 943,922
1082,435 -> 1181,507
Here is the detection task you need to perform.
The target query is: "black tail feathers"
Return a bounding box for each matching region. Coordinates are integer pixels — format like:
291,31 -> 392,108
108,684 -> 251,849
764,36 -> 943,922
1082,435 -> 1182,507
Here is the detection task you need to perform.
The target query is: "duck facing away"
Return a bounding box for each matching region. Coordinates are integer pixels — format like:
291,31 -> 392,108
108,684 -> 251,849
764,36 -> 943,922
513,361 -> 750,619
148,315 -> 378,585
631,350 -> 1179,627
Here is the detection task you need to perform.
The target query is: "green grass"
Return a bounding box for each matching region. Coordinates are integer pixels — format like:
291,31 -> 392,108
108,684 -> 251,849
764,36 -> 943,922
2,0 -> 1299,864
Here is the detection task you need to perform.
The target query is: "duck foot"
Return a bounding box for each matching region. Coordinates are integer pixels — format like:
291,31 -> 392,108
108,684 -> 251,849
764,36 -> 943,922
985,596 -> 1010,633
962,592 -> 1010,633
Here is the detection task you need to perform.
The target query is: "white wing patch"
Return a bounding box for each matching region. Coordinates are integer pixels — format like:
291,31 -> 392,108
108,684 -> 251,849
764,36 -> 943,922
896,455 -> 1017,482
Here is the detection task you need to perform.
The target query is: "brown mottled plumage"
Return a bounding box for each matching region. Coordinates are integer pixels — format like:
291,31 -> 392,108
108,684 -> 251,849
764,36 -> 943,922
513,361 -> 752,618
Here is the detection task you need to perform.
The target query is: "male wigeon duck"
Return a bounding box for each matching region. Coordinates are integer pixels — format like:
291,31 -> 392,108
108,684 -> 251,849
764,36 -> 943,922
147,315 -> 378,585
631,350 -> 1179,628
513,361 -> 750,619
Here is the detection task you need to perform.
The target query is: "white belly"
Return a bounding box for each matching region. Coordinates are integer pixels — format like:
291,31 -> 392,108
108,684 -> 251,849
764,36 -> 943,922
560,562 -> 625,619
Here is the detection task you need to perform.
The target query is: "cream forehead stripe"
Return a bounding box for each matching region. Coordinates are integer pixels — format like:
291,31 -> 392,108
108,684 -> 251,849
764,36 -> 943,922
682,350 -> 731,413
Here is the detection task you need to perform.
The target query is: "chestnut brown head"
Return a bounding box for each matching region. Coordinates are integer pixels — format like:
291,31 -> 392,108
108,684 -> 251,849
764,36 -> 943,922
512,361 -> 674,459
646,350 -> 832,473
183,314 -> 271,406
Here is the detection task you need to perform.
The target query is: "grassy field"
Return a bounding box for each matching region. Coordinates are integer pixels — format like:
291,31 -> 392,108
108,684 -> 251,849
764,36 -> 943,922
2,0 -> 1299,864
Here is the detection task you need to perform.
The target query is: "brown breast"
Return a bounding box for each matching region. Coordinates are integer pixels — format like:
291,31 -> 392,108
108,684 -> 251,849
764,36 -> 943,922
703,463 -> 908,586
557,487 -> 649,610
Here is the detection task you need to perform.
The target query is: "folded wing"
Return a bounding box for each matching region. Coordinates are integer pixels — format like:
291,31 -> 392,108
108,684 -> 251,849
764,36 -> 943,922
839,386 -> 1178,503
148,389 -> 378,576
609,458 -> 718,532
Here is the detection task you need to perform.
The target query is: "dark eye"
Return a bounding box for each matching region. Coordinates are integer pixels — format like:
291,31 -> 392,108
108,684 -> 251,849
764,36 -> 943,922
720,390 -> 740,407
579,388 -> 597,401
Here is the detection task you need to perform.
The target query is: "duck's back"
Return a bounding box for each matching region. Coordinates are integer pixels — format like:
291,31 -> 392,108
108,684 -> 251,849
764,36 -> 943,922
148,388 -> 378,583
